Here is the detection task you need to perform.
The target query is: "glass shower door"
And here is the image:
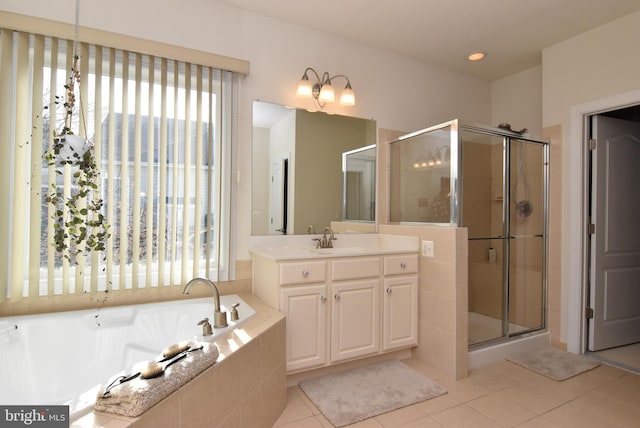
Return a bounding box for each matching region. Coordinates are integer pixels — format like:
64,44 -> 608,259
507,139 -> 546,336
462,131 -> 506,345
464,132 -> 547,347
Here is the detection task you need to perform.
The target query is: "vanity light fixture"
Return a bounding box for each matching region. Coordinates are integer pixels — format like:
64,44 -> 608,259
297,67 -> 355,108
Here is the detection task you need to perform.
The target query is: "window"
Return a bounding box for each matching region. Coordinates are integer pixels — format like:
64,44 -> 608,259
0,29 -> 238,300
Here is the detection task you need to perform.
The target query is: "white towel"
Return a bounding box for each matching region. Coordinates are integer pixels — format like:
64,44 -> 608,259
94,341 -> 219,417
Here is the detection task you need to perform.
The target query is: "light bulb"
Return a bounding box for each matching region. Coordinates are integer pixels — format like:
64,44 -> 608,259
318,83 -> 335,103
297,78 -> 313,98
339,86 -> 355,106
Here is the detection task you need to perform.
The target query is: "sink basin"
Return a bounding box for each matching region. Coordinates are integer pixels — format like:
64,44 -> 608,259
308,247 -> 366,255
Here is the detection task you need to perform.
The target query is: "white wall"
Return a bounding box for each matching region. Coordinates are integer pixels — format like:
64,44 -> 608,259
0,0 -> 492,260
542,9 -> 640,348
491,65 -> 542,138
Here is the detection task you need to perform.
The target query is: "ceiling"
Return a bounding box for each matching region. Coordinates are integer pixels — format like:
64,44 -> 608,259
215,0 -> 640,81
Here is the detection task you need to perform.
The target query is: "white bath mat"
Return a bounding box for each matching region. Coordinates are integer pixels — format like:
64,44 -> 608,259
299,360 -> 447,427
506,345 -> 600,381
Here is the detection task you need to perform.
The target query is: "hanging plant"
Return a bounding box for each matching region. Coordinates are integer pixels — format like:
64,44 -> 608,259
43,53 -> 110,263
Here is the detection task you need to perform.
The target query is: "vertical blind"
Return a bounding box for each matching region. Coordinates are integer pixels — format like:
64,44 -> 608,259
0,28 -> 236,301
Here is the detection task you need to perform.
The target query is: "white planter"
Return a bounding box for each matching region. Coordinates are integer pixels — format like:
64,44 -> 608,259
56,134 -> 90,164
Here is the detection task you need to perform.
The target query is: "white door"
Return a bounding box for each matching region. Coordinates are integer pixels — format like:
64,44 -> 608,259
268,157 -> 288,234
588,115 -> 640,351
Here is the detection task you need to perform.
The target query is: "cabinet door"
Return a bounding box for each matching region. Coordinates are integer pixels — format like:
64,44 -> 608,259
331,278 -> 380,362
383,276 -> 418,351
281,284 -> 328,372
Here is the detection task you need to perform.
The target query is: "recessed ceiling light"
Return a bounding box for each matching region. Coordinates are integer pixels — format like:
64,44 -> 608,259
467,52 -> 486,61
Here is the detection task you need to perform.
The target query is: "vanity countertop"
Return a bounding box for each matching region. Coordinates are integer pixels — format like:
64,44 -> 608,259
249,233 -> 419,260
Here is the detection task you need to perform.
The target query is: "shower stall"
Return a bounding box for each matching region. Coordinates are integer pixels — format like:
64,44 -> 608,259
389,119 -> 549,349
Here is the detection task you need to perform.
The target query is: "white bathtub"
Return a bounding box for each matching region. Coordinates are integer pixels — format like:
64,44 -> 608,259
0,295 -> 255,421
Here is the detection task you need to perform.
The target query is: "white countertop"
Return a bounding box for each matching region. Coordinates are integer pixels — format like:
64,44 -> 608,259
249,233 -> 419,260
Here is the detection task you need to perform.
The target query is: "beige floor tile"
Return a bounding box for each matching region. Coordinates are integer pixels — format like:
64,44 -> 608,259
373,404 -> 427,428
467,392 -> 537,427
587,362 -> 628,381
273,386 -> 316,426
430,404 -> 502,428
593,376 -> 640,410
273,358 -> 640,427
543,402 -> 621,428
414,393 -> 461,415
528,377 -> 589,402
467,366 -> 519,392
295,386 -> 322,416
399,415 -> 445,428
439,378 -> 492,403
514,415 -> 561,427
275,415 -> 325,428
340,416 -> 385,428
571,390 -> 640,428
494,384 -> 564,415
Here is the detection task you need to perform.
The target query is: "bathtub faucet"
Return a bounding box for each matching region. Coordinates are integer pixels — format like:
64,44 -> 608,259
182,278 -> 228,328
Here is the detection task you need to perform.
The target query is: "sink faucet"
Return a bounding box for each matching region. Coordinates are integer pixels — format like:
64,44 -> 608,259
311,226 -> 337,248
182,278 -> 228,328
322,227 -> 337,248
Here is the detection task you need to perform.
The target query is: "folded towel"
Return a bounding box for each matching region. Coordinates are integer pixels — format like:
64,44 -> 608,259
94,341 -> 219,417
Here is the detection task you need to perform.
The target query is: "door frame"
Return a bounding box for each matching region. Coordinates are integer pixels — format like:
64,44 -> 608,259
567,89 -> 640,354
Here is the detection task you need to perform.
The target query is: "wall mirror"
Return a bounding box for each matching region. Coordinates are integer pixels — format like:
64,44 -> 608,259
252,100 -> 377,235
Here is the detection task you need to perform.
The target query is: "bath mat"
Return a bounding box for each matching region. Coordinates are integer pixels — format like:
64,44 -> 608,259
299,360 -> 447,427
506,345 -> 600,381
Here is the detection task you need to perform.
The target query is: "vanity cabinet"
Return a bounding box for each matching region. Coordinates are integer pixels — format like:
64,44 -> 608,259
382,254 -> 419,351
330,257 -> 381,363
252,250 -> 418,374
281,284 -> 328,372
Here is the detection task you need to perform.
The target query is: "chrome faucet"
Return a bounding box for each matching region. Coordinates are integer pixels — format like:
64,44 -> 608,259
182,278 -> 228,328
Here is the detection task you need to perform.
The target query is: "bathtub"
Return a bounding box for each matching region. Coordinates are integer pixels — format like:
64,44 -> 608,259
0,294 -> 255,421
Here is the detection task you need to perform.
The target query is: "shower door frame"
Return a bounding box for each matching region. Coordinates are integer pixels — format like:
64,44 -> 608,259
460,123 -> 550,349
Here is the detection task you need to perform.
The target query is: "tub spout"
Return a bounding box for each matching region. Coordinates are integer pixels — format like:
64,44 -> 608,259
182,278 -> 228,328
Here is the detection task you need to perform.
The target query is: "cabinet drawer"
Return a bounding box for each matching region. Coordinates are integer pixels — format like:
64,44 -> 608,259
383,254 -> 418,275
332,257 -> 380,281
280,261 -> 327,285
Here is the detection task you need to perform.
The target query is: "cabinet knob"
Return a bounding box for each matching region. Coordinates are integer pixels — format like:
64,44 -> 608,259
320,295 -> 327,303
386,287 -> 392,295
334,293 -> 341,301
400,262 -> 406,269
302,269 -> 309,277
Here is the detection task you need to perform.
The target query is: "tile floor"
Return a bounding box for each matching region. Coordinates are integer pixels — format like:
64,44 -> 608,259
273,357 -> 640,427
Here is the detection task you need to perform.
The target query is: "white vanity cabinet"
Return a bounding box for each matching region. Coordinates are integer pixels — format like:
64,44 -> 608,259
251,241 -> 419,374
330,257 -> 381,363
382,254 -> 419,351
277,260 -> 328,372
281,284 -> 328,372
